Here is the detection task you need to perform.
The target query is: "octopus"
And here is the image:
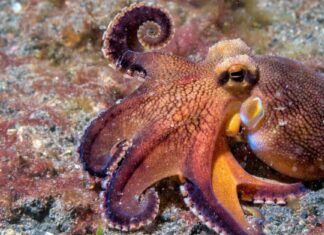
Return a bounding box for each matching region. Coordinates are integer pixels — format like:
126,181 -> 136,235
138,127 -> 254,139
79,3 -> 324,235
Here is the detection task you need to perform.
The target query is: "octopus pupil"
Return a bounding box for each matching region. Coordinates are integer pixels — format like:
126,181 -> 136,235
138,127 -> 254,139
230,70 -> 246,82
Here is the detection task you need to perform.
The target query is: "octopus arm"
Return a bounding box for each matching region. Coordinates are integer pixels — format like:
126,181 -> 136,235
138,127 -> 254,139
101,2 -> 202,80
79,92 -> 148,176
79,83 -> 171,176
102,120 -> 195,231
97,92 -> 231,232
121,51 -> 203,81
79,71 -> 207,176
102,2 -> 204,80
178,118 -> 257,235
210,138 -> 306,235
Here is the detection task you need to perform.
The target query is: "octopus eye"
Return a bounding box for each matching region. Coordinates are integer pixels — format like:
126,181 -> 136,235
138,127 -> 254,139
228,65 -> 246,82
218,64 -> 259,93
215,55 -> 259,93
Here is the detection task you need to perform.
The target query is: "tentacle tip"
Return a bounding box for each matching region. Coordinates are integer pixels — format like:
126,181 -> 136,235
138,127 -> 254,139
102,3 -> 174,71
101,187 -> 159,232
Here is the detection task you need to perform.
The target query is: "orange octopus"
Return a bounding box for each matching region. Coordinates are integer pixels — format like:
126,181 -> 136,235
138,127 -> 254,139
79,3 -> 324,235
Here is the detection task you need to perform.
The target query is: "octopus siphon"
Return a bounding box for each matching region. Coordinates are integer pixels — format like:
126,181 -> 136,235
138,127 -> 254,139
79,3 -> 324,235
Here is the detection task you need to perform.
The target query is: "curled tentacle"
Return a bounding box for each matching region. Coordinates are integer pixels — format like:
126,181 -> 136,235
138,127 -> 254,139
102,3 -> 174,73
103,186 -> 159,232
99,149 -> 160,232
98,121 -> 187,231
101,151 -> 160,232
138,21 -> 166,49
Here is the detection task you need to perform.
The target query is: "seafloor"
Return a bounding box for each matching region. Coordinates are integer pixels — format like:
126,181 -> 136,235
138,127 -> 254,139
0,0 -> 323,234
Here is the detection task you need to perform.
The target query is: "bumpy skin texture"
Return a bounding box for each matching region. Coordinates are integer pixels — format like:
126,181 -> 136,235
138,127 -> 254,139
246,57 -> 324,180
79,3 -> 323,235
